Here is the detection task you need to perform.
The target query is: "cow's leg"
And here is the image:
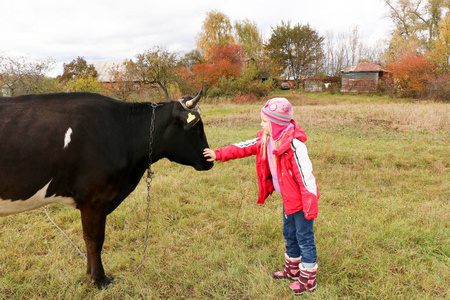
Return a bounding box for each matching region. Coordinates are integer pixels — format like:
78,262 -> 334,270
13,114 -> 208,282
79,205 -> 113,289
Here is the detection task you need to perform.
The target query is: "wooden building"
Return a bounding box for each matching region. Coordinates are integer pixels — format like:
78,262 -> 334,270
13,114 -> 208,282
341,62 -> 391,93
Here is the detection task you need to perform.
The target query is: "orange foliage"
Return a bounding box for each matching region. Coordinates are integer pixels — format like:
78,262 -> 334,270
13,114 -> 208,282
192,44 -> 244,87
173,67 -> 199,94
386,55 -> 435,98
103,66 -> 136,100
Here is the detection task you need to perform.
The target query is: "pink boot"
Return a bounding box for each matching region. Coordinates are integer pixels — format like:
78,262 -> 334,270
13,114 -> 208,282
272,253 -> 301,280
288,263 -> 317,295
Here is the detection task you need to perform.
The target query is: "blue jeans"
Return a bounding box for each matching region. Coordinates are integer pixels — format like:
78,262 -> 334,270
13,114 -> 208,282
283,208 -> 317,264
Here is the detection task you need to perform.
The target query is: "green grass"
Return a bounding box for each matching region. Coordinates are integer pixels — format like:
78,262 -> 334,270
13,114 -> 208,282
0,94 -> 448,299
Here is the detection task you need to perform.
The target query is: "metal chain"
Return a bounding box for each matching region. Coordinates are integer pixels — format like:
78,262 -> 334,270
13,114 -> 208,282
134,102 -> 159,275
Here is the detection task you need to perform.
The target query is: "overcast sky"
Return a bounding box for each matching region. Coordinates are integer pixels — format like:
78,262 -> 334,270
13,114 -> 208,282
1,0 -> 392,76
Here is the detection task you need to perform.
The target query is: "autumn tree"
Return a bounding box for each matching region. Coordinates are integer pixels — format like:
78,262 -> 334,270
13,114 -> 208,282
382,0 -> 449,61
428,13 -> 450,73
58,56 -> 97,83
103,63 -> 137,101
234,19 -> 264,59
57,56 -> 101,92
234,18 -> 275,81
129,46 -> 179,101
196,10 -> 235,59
386,54 -> 435,97
191,44 -> 244,93
266,21 -> 324,87
65,76 -> 103,93
173,66 -> 197,95
179,49 -> 205,71
0,55 -> 58,96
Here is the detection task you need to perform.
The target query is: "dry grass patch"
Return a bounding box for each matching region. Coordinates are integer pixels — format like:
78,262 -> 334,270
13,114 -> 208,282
203,101 -> 449,133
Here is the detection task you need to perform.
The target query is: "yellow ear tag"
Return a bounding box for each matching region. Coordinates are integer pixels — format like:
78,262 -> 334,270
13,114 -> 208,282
187,113 -> 196,124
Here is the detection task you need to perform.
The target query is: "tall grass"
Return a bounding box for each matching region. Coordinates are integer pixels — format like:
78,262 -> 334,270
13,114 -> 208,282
0,95 -> 448,299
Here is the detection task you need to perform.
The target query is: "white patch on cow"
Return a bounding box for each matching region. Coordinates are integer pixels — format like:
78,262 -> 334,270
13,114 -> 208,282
63,127 -> 73,149
0,181 -> 76,217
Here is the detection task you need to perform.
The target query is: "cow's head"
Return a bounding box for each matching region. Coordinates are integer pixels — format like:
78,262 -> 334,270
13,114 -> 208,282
162,90 -> 213,171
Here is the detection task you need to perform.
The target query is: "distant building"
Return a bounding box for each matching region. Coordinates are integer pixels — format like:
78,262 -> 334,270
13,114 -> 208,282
89,60 -> 128,83
90,59 -> 146,93
341,62 -> 391,93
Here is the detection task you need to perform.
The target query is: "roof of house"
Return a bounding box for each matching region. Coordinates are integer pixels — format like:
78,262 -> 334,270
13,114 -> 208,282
90,60 -> 127,82
342,62 -> 391,73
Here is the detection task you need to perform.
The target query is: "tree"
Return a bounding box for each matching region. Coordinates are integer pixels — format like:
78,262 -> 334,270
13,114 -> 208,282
196,10 -> 235,58
428,13 -> 450,73
57,57 -> 101,93
130,46 -> 179,101
382,0 -> 449,58
179,49 -> 205,71
191,44 -> 245,94
173,66 -> 197,95
234,18 -> 275,80
234,19 -> 264,59
0,55 -> 56,96
323,26 -> 385,75
103,63 -> 137,101
58,56 -> 97,83
266,21 -> 324,87
65,76 -> 103,93
386,54 -> 435,97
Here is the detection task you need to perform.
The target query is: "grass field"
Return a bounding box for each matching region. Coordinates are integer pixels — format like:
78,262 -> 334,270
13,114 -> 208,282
0,92 -> 448,299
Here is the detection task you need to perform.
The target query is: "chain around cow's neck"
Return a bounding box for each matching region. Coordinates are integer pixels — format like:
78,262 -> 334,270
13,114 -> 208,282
134,102 -> 160,275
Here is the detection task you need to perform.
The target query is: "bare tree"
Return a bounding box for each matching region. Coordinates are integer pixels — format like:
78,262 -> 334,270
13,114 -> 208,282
0,55 -> 56,96
323,26 -> 385,75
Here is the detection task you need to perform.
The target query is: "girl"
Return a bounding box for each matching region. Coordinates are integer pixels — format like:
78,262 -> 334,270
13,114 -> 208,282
203,98 -> 319,296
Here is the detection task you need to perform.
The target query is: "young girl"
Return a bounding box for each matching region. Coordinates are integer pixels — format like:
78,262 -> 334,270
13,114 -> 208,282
203,98 -> 319,296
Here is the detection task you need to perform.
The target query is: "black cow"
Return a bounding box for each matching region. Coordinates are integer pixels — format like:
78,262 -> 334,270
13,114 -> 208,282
0,91 -> 213,288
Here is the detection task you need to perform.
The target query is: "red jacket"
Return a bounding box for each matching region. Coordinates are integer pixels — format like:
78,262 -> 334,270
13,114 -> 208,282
215,121 -> 319,219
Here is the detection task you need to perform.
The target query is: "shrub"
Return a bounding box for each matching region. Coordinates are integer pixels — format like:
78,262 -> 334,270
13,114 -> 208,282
247,80 -> 272,98
386,55 -> 435,98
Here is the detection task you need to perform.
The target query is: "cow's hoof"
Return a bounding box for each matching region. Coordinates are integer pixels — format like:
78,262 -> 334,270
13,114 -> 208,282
94,275 -> 115,289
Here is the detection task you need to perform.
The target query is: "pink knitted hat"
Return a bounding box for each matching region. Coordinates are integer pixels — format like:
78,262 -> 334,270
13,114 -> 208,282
261,98 -> 293,140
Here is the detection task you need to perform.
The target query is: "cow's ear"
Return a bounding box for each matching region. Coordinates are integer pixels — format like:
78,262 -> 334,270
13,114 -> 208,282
176,110 -> 201,131
184,111 -> 201,130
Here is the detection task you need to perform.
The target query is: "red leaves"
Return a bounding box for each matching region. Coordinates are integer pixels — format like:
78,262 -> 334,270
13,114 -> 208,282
386,55 -> 435,97
192,44 -> 244,87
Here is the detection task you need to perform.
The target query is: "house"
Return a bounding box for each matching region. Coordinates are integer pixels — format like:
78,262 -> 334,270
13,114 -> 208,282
341,62 -> 391,93
90,59 -> 147,95
89,60 -> 128,84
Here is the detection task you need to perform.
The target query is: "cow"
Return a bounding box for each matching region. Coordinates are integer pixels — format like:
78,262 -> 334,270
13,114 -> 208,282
0,91 -> 213,288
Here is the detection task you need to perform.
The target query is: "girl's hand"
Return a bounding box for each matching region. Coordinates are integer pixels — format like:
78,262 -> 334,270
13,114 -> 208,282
203,148 -> 216,162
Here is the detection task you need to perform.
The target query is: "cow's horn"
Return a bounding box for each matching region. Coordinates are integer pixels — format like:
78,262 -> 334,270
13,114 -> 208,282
185,90 -> 203,109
